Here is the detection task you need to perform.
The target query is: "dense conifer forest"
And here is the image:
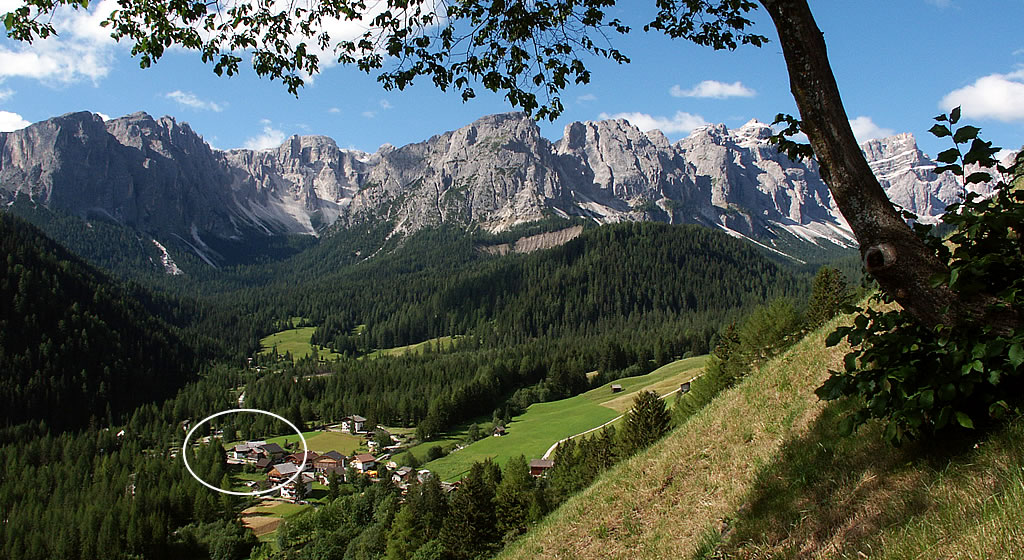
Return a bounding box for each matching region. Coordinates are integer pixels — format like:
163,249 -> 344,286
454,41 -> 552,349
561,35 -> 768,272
0,206 -> 850,560
0,214 -> 198,436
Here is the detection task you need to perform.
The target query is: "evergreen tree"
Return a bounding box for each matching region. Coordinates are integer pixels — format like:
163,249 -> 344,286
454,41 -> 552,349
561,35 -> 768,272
386,500 -> 424,560
437,463 -> 498,560
805,266 -> 850,329
619,391 -> 672,456
494,455 -> 533,540
327,470 -> 341,502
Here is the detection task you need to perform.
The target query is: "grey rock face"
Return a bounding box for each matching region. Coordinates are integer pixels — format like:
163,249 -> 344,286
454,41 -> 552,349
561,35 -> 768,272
0,110 -> 968,263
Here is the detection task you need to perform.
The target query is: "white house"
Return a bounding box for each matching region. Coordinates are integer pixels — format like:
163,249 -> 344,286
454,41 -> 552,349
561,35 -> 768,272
352,453 -> 376,473
341,415 -> 367,433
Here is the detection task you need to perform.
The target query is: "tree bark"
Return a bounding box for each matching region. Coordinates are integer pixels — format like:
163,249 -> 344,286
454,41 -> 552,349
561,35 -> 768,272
758,0 -> 1018,333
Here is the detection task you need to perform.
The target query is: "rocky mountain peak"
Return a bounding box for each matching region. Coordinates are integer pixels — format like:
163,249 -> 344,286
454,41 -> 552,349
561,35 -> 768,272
1,110 -> 974,266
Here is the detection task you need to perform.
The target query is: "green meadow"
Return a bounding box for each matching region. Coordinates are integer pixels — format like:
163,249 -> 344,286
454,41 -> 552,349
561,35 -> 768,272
259,326 -> 341,361
363,335 -> 461,359
422,355 -> 707,480
229,430 -> 364,456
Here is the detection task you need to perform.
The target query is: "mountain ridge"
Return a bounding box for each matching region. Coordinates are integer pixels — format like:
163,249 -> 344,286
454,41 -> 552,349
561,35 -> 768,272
1,111 -> 965,266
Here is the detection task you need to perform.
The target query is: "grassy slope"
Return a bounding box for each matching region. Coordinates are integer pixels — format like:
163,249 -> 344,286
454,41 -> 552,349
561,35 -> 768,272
259,326 -> 341,361
423,356 -> 706,481
230,430 -> 363,455
362,335 -> 461,359
498,314 -> 1024,560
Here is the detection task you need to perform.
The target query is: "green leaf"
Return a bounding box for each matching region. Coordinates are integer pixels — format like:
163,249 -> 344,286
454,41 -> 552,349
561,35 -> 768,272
1009,344 -> 1024,368
919,389 -> 935,409
953,125 -> 980,144
965,172 -> 991,185
838,415 -> 855,437
939,383 -> 956,401
825,329 -> 846,347
928,124 -> 951,138
950,106 -> 961,124
936,148 -> 960,164
844,353 -> 858,372
883,420 -> 898,442
955,411 -> 974,429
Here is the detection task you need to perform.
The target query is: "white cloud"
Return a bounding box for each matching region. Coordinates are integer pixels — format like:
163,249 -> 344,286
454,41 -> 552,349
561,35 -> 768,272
96,112 -> 111,121
244,125 -> 286,150
0,0 -> 119,84
328,107 -> 341,114
599,111 -> 709,135
576,93 -> 597,103
849,116 -> 896,142
925,0 -> 953,8
166,90 -> 225,112
0,88 -> 13,102
379,99 -> 393,110
362,110 -> 377,119
670,80 -> 756,99
940,70 -> 1024,122
0,111 -> 31,132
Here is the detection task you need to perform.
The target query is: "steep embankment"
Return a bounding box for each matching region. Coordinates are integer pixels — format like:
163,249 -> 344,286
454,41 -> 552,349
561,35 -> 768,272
500,313 -> 1024,559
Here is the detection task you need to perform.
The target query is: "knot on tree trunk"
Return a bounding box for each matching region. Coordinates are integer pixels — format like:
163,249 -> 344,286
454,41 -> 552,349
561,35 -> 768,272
864,243 -> 896,273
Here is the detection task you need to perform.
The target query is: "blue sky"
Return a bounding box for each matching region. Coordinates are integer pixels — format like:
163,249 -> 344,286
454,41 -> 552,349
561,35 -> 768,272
1,0 -> 1023,159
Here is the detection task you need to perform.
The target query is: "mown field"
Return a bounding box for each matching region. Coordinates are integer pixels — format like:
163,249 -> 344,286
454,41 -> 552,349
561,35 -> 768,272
259,326 -> 341,361
227,430 -> 364,456
422,355 -> 707,481
362,335 -> 461,359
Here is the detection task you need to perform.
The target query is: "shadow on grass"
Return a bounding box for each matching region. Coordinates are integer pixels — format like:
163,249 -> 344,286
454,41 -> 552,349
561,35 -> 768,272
705,399 -> 985,559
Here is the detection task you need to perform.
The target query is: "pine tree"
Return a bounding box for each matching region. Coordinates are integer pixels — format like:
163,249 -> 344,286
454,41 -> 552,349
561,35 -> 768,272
327,470 -> 341,502
494,455 -> 533,540
619,390 -> 672,456
805,266 -> 850,329
386,501 -> 424,560
437,463 -> 498,560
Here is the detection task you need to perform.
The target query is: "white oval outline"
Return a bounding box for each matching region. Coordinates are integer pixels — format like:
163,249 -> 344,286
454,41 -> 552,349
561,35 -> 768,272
182,408 -> 308,497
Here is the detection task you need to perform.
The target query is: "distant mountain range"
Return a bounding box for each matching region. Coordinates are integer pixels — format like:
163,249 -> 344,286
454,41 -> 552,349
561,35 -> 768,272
0,111 -> 967,267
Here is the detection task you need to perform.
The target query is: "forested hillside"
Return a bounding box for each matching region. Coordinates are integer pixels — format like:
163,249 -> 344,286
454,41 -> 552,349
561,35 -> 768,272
0,214 -> 198,436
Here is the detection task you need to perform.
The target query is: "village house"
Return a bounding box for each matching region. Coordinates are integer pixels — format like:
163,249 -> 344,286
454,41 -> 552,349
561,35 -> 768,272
285,450 -> 319,469
280,472 -> 315,502
317,465 -> 346,485
611,384 -> 623,393
391,466 -> 414,485
416,469 -> 433,483
230,444 -> 252,462
341,415 -> 367,434
352,453 -> 376,473
492,425 -> 507,437
255,442 -> 286,461
313,450 -> 346,473
529,459 -> 555,477
268,462 -> 301,482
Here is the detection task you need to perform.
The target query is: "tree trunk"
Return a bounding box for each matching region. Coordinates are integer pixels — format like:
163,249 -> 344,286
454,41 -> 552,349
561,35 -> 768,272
758,0 -> 1017,333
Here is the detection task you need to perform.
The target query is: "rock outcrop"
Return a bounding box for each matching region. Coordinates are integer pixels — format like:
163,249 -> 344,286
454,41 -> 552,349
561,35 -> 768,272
0,110 -> 970,264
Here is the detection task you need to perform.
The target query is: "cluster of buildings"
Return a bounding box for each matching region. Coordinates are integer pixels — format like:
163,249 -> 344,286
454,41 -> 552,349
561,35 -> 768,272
225,417 -> 558,503
230,440 -> 384,501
